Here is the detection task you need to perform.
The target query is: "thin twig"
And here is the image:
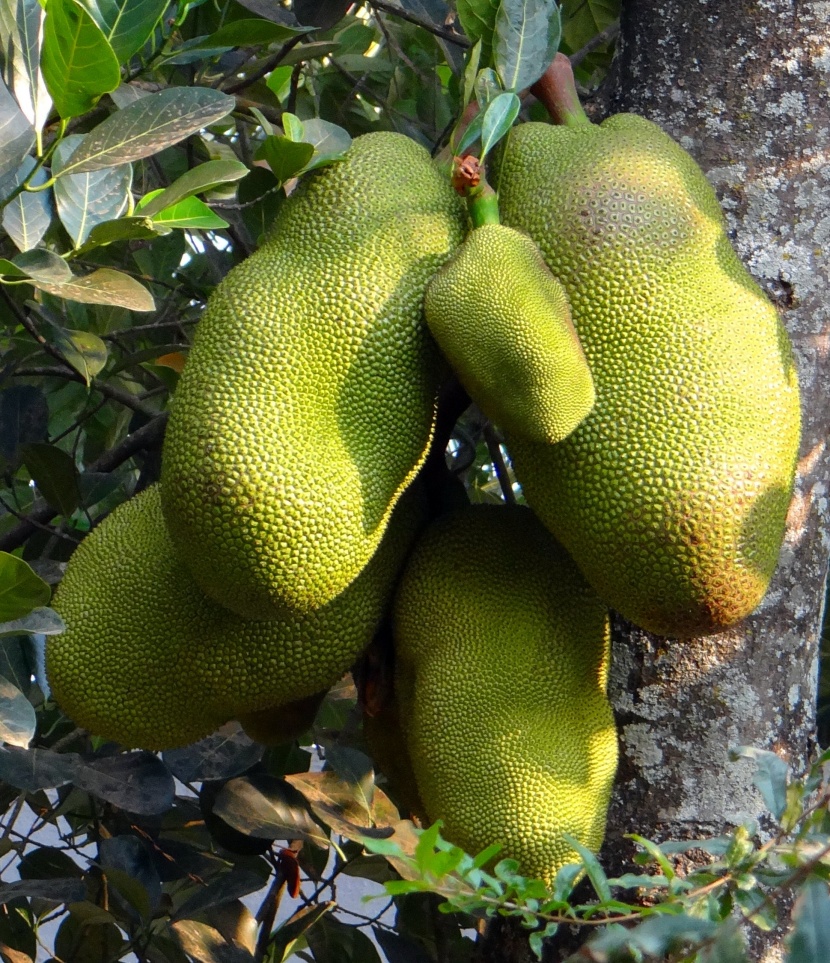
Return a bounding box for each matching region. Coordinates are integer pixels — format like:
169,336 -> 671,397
10,366 -> 159,418
222,36 -> 308,95
367,1 -> 468,47
569,21 -> 620,69
483,423 -> 517,505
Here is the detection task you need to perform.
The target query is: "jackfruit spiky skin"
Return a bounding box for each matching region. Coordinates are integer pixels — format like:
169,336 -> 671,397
161,132 -> 465,619
48,484 -> 425,751
494,116 -> 801,637
393,505 -> 617,882
425,223 -> 595,443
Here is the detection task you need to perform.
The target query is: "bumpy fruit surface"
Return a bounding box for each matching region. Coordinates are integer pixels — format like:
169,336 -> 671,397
393,505 -> 617,882
161,132 -> 465,618
425,223 -> 594,442
495,116 -> 801,637
48,484 -> 424,750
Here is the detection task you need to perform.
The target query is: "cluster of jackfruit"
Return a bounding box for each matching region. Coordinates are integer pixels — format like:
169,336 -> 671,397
48,89 -> 801,885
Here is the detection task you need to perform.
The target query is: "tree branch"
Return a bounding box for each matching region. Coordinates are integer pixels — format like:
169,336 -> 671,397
367,1 -> 469,47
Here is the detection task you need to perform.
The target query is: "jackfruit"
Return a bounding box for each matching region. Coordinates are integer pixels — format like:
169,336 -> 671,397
393,504 -> 617,882
161,132 -> 465,619
425,223 -> 594,443
48,483 -> 424,751
495,116 -> 801,637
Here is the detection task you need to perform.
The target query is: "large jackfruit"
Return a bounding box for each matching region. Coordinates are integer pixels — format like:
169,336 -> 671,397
48,484 -> 424,751
495,116 -> 801,637
424,223 -> 595,443
393,505 -> 617,882
161,132 -> 465,619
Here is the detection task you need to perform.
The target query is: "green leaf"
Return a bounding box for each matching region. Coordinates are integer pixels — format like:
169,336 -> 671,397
475,66 -> 502,107
479,91 -> 520,158
730,746 -> 790,820
171,917 -> 256,963
0,744 -> 79,790
0,0 -> 52,132
198,17 -> 303,49
0,673 -> 36,747
563,833 -> 611,902
55,904 -> 126,963
456,0 -> 499,65
55,87 -> 236,175
269,902 -> 334,963
41,0 -> 120,118
788,879 -> 830,963
0,553 -> 51,622
172,870 -> 264,921
494,0 -> 562,93
561,0 -> 618,60
305,915 -> 382,963
0,76 -> 35,180
0,385 -> 48,464
456,112 -> 484,155
626,833 -> 676,879
282,111 -> 304,141
77,0 -> 168,63
52,134 -> 132,246
74,751 -> 175,815
462,39 -> 483,106
34,266 -> 155,311
99,835 -> 161,919
135,159 -> 248,218
49,327 -> 108,384
20,442 -> 81,515
144,194 -> 229,231
0,156 -> 54,252
0,606 -> 65,638
214,773 -> 328,847
12,248 -> 72,283
299,118 -> 352,170
73,215 -> 160,255
255,135 -> 314,184
163,724 -> 263,783
0,877 -> 86,903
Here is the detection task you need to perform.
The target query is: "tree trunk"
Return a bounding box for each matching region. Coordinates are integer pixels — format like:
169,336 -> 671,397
481,2 -> 830,960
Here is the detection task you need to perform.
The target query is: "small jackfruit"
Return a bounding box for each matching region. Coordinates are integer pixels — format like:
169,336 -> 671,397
495,116 -> 801,637
48,484 -> 424,751
425,223 -> 594,443
161,132 -> 465,619
393,505 -> 617,882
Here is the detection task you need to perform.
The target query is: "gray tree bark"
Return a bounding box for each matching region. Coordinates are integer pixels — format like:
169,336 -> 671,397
481,2 -> 830,960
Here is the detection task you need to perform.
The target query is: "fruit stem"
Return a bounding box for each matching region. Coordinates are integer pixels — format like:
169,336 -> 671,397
530,53 -> 592,128
451,155 -> 500,228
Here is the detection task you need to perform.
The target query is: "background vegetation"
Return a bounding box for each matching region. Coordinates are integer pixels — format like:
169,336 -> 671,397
0,1 -> 826,961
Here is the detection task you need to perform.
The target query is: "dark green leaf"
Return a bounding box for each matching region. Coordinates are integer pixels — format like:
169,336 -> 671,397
41,0 -> 120,118
99,835 -> 161,919
277,40 -> 341,66
494,0 -> 562,92
54,904 -> 126,963
788,879 -> 830,963
77,0 -> 168,63
0,745 -> 79,790
294,0 -> 350,29
479,90 -> 520,158
562,834 -> 611,902
52,134 -> 132,246
214,773 -> 327,846
20,442 -> 81,515
0,878 -> 86,904
374,928 -> 434,963
0,156 -> 53,251
19,847 -> 83,880
0,76 -> 34,180
0,674 -> 35,747
74,752 -> 175,815
456,0 -> 499,64
734,887 -> 776,931
305,914 -> 382,963
232,0 -> 310,28
255,135 -> 314,184
198,17 -> 303,48
163,723 -> 263,783
172,870 -> 264,921
34,267 -> 155,311
731,747 -> 789,820
0,386 -> 48,463
135,159 -> 248,218
0,0 -> 52,132
56,87 -> 236,175
12,249 -> 72,283
0,553 -> 51,622
324,746 -> 374,809
0,634 -> 35,696
269,902 -> 334,961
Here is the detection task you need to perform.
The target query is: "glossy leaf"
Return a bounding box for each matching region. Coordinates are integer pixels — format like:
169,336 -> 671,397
0,745 -> 79,790
52,134 -> 132,245
0,877 -> 86,903
269,902 -> 334,962
73,215 -> 160,255
0,0 -> 52,131
135,159 -> 248,218
456,0 -> 499,64
34,267 -> 155,311
563,833 -> 611,902
41,0 -> 120,118
494,0 -> 562,92
20,442 -> 81,515
300,118 -> 352,170
255,135 -> 314,184
214,774 -> 327,847
11,248 -> 72,283
171,918 -> 255,963
78,0 -> 168,63
0,674 -> 36,747
145,195 -> 229,231
163,723 -> 262,783
74,752 -> 175,815
479,90 -> 520,158
0,76 -> 34,181
172,870 -> 264,921
0,553 -> 51,622
731,746 -> 789,820
56,87 -> 236,175
0,157 -> 54,252
199,17 -> 302,48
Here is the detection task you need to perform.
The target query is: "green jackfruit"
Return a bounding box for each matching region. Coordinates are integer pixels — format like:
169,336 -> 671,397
425,223 -> 594,443
495,116 -> 801,637
48,484 -> 424,751
161,132 -> 465,619
393,505 -> 617,882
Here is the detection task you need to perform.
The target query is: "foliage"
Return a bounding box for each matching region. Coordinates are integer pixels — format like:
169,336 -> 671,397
0,0 -> 824,961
